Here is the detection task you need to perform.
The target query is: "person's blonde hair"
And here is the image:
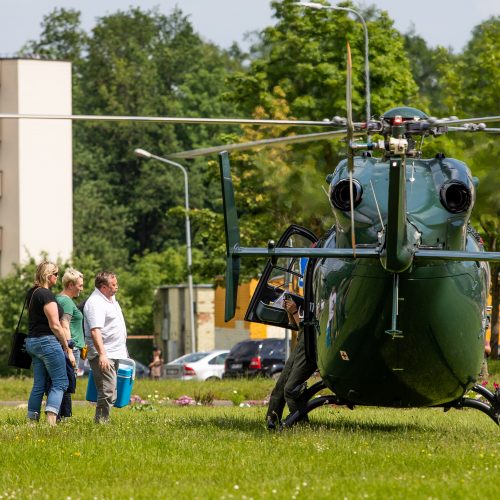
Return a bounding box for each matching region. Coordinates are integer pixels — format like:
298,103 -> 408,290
62,267 -> 83,288
34,261 -> 58,287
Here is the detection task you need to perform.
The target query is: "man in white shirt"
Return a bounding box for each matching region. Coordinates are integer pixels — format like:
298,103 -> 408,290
84,271 -> 128,423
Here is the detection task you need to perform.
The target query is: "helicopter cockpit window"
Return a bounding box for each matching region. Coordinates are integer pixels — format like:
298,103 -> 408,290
267,234 -> 313,297
267,257 -> 305,297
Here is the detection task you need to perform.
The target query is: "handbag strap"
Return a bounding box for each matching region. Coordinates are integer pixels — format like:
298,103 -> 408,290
15,287 -> 40,333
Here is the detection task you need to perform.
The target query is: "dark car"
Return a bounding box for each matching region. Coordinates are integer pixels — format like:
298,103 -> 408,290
223,338 -> 288,379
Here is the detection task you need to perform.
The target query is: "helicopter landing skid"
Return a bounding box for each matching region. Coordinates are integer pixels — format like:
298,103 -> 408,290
448,383 -> 500,425
281,382 -> 500,429
281,380 -> 352,429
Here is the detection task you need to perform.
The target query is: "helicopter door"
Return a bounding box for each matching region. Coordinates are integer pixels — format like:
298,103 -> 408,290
244,224 -> 318,330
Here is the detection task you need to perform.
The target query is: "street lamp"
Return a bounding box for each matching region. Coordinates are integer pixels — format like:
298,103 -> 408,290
134,148 -> 196,354
299,1 -> 371,123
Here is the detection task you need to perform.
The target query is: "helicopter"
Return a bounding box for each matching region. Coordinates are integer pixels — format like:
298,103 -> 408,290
166,43 -> 500,426
1,22 -> 499,429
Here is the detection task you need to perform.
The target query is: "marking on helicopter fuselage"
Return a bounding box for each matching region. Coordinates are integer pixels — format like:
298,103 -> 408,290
340,351 -> 350,361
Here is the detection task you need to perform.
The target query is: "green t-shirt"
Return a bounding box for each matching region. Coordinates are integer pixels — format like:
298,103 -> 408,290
56,295 -> 85,349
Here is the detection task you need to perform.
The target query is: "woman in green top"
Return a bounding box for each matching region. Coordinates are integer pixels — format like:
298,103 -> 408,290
56,268 -> 85,418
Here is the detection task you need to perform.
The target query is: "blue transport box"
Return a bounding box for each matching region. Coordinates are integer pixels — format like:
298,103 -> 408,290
86,359 -> 136,408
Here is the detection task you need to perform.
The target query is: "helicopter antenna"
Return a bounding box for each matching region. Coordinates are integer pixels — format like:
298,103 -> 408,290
417,135 -> 425,158
346,42 -> 357,257
369,179 -> 385,232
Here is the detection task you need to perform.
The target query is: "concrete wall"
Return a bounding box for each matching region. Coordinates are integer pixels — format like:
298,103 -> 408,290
195,286 -> 215,352
0,59 -> 72,276
155,284 -> 215,362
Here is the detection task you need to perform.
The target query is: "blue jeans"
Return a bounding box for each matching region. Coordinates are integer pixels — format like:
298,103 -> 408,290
25,336 -> 68,418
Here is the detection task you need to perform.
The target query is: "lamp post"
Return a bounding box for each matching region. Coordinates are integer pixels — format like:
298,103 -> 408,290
134,148 -> 196,354
299,1 -> 371,123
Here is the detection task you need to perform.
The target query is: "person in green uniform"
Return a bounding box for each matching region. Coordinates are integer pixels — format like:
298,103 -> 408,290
266,296 -> 317,430
56,268 -> 85,418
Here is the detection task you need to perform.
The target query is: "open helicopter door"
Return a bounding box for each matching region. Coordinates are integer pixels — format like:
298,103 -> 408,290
244,225 -> 318,330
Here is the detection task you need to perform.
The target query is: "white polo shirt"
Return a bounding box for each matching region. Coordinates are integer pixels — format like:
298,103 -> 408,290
84,287 -> 128,360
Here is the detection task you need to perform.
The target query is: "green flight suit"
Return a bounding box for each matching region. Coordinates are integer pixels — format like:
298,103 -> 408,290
266,327 -> 317,422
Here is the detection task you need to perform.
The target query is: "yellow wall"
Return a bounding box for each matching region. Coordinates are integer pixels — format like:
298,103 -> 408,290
486,294 -> 495,343
215,279 -> 267,338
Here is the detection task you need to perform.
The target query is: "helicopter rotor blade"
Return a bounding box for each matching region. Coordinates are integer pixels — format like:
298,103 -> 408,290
447,126 -> 500,133
167,129 -> 359,159
430,115 -> 500,126
0,112 -> 338,128
346,44 -> 354,164
346,42 -> 356,257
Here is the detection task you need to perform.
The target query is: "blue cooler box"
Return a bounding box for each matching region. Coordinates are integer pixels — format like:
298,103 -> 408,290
86,359 -> 136,408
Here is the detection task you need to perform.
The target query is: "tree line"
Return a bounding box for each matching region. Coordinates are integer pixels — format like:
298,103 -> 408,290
0,0 -> 498,371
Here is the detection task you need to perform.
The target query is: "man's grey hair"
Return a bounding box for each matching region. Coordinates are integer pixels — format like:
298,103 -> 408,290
95,271 -> 117,289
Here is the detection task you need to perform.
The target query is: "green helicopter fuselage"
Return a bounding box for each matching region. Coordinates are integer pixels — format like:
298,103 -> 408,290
314,155 -> 489,406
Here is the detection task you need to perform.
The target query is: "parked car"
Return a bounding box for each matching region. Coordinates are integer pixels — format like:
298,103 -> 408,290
77,358 -> 150,379
223,338 -> 287,379
163,350 -> 229,381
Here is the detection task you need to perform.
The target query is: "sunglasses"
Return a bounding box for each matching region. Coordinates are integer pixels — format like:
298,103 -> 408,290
52,272 -> 59,278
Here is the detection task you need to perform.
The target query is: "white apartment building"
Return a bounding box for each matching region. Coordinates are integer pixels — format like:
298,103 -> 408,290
0,58 -> 72,276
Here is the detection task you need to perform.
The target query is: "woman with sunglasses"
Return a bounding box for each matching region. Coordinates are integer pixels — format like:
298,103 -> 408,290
25,261 -> 74,425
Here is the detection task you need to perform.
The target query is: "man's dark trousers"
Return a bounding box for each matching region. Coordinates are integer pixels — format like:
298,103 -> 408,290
266,331 -> 316,422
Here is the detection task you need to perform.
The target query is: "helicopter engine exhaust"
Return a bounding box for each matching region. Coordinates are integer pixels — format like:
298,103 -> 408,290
330,178 -> 363,211
440,181 -> 472,213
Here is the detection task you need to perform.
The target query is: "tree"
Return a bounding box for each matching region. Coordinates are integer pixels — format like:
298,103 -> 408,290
403,31 -> 460,116
456,17 -> 500,358
214,0 -> 419,248
20,6 -> 243,265
456,16 -> 500,117
19,8 -> 87,63
73,7 -> 243,258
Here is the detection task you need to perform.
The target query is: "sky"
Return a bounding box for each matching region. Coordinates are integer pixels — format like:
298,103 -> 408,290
1,0 -> 499,57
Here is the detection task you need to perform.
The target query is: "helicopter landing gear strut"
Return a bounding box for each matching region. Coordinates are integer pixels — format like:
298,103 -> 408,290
449,384 -> 500,425
281,380 -> 350,429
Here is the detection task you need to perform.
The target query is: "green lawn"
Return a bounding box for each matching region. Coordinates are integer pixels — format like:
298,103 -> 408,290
0,404 -> 499,499
2,359 -> 499,403
0,362 -> 499,499
0,375 -> 278,403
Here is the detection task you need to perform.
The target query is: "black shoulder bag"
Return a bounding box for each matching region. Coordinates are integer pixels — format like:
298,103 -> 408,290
8,290 -> 35,369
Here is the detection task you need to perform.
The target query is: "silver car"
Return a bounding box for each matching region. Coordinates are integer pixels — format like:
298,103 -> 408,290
163,350 -> 229,381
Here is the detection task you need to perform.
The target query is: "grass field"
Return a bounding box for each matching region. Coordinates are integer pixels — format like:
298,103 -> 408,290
1,362 -> 499,499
